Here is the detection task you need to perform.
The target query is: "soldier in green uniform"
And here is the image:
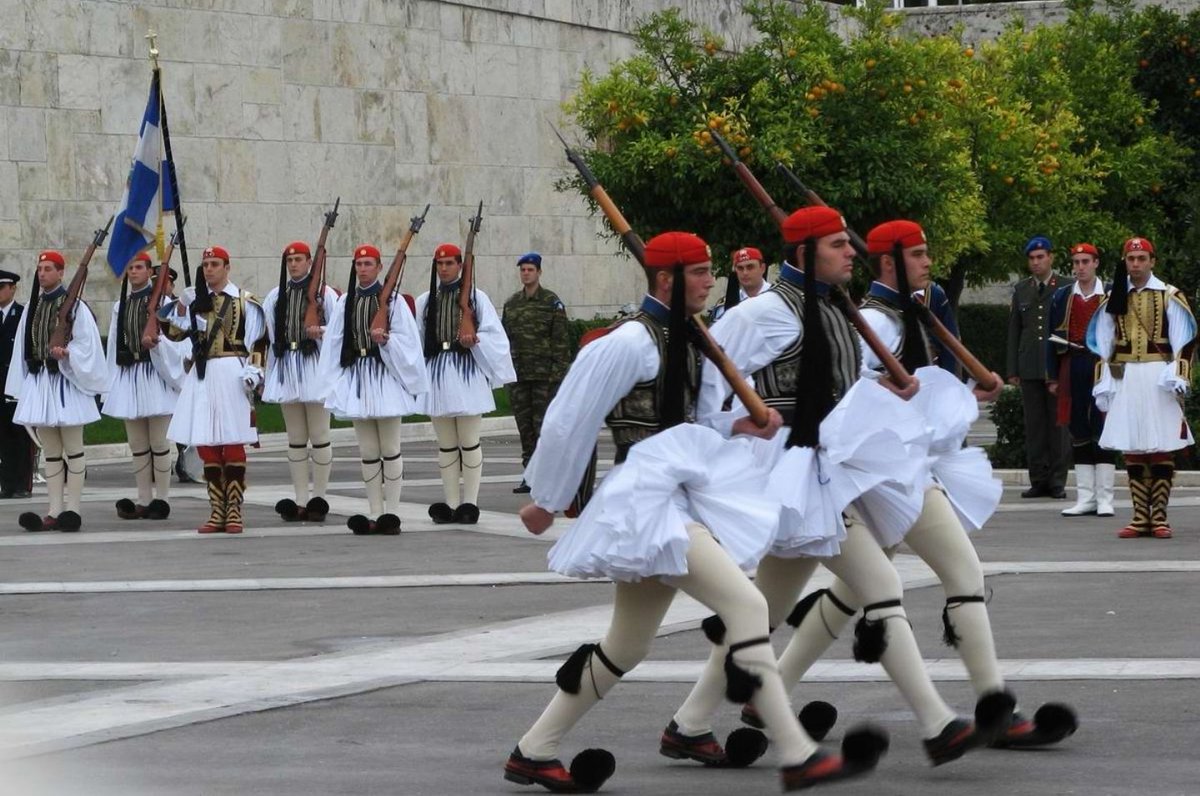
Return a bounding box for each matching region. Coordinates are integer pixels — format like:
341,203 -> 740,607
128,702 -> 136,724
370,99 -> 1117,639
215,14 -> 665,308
502,252 -> 572,494
1006,236 -> 1073,499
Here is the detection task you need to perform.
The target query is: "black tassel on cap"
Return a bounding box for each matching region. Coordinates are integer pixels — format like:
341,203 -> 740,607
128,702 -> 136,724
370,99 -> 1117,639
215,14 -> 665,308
115,273 -> 130,357
722,262 -> 742,312
339,259 -> 357,367
272,250 -> 289,358
422,254 -> 441,359
1107,256 -> 1128,316
661,262 -> 688,429
893,241 -> 930,371
786,238 -> 834,448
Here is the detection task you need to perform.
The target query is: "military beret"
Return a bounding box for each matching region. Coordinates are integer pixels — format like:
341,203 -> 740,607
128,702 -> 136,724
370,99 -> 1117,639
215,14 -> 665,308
733,247 -> 763,265
39,250 -> 66,268
867,220 -> 927,255
643,232 -> 711,269
434,244 -> 462,260
284,241 -> 311,257
1024,236 -> 1052,254
202,246 -> 230,263
517,252 -> 542,267
1123,236 -> 1155,255
354,244 -> 382,261
1070,243 -> 1099,257
0,269 -> 19,285
133,251 -> 153,265
782,207 -> 847,244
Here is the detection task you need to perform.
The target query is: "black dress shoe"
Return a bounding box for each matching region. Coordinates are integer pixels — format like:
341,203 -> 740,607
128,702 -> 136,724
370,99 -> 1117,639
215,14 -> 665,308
0,490 -> 13,499
1048,486 -> 1068,499
1020,484 -> 1049,498
12,490 -> 31,499
512,480 -> 531,494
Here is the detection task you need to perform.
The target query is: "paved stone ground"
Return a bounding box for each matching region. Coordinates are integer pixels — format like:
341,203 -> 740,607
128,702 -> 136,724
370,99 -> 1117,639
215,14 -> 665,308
1,431 -> 1197,795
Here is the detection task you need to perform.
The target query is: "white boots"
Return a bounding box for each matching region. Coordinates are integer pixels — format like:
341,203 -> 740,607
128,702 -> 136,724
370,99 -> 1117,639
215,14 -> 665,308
1063,463 -> 1115,517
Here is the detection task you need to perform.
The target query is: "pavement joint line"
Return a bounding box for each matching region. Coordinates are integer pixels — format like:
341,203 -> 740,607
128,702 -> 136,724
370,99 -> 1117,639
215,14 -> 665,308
1,559 -> 1196,594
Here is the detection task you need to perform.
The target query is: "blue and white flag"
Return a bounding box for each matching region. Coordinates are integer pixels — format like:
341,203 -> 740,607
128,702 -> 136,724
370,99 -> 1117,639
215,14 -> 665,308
107,71 -> 176,277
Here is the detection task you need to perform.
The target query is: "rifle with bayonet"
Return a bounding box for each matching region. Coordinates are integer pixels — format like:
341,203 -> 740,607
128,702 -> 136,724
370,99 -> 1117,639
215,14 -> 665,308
457,201 -> 484,344
303,197 -> 340,341
371,203 -> 430,334
706,130 -> 916,391
552,123 -> 771,429
141,220 -> 185,349
48,216 -> 114,351
774,162 -> 1001,392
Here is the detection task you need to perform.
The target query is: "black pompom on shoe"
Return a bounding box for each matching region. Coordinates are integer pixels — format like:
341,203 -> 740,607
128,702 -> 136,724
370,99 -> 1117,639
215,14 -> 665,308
375,514 -> 401,535
799,700 -> 839,742
428,502 -> 454,524
991,704 -> 1078,749
19,512 -> 46,531
145,499 -> 171,520
115,498 -> 143,520
275,499 -> 302,521
57,511 -> 82,532
347,515 -> 373,535
723,727 -> 769,768
453,503 -> 480,524
305,497 -> 329,523
569,748 -> 616,793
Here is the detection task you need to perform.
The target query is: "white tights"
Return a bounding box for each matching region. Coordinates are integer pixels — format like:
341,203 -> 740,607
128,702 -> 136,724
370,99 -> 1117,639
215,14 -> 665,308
124,415 -> 172,503
39,425 -> 85,516
431,415 -> 482,506
281,402 -> 333,503
352,417 -> 403,516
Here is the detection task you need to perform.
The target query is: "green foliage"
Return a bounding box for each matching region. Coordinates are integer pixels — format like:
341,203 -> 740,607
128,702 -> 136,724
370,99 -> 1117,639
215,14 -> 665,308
956,303 -> 1010,375
561,0 -> 1189,292
986,385 -> 1026,469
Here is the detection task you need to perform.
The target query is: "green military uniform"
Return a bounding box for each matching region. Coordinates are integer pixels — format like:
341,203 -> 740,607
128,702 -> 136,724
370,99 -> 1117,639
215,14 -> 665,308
1006,269 -> 1074,494
502,285 -> 572,466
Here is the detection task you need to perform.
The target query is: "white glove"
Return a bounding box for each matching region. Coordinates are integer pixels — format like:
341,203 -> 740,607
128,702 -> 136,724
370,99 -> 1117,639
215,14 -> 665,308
1160,372 -> 1190,397
178,286 -> 196,308
1094,392 -> 1112,413
241,364 -> 263,391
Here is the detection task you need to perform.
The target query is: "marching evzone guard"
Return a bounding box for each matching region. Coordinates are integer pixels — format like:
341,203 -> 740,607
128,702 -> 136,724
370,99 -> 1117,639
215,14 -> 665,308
7,251 -> 108,532
767,220 -> 1075,750
666,209 -> 1005,771
162,246 -> 266,534
1048,243 -> 1114,517
505,232 -> 886,794
316,245 -> 429,535
263,241 -> 339,523
416,243 -> 515,525
103,251 -> 184,521
1089,236 -> 1197,539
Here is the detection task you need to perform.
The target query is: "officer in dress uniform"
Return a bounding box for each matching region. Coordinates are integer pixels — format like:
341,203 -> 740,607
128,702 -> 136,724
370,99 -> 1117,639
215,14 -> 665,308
6,250 -> 109,532
103,252 -> 185,520
501,251 -> 571,494
0,269 -> 35,499
161,246 -> 266,534
1089,236 -> 1197,539
1006,236 -> 1073,499
262,241 -> 339,523
1047,243 -> 1114,517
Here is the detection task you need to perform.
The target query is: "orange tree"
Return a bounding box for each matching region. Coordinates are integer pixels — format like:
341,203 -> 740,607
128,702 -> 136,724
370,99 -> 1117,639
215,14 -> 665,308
561,0 -> 1188,304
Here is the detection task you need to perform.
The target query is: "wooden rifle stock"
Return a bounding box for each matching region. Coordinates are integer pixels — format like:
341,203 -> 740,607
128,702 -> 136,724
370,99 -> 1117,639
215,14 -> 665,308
551,124 -> 769,427
371,203 -> 430,332
141,222 -> 184,348
304,197 -> 340,333
774,162 -> 1000,391
49,216 -> 113,351
457,201 -> 483,342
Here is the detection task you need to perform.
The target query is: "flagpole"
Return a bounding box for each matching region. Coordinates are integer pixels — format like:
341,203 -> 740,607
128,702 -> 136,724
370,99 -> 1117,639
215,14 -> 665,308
146,30 -> 191,288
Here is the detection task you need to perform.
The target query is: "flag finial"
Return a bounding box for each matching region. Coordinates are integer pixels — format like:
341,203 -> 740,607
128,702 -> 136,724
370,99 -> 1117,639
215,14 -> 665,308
145,29 -> 159,69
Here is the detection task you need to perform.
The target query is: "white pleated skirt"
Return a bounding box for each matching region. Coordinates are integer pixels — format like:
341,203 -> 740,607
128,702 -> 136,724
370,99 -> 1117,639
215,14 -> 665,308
1100,361 -> 1194,453
420,351 -> 496,417
263,349 -> 327,404
167,358 -> 257,446
12,370 -> 101,427
548,424 -> 780,581
102,362 -> 178,419
325,358 -> 422,420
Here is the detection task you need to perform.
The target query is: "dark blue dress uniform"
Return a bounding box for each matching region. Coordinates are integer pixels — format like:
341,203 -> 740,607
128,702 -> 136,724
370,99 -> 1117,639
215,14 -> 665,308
0,269 -> 34,498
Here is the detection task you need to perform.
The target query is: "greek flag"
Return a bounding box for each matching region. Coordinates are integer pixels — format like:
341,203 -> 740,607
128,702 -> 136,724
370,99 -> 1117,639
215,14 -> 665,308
107,71 -> 176,277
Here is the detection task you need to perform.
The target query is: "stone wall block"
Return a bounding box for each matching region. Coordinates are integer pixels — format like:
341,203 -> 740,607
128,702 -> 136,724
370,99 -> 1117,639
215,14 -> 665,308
20,201 -> 64,247
242,67 -> 284,106
438,40 -> 476,95
17,162 -> 48,202
379,0 -> 440,30
315,86 -> 358,143
159,63 -> 198,139
463,8 -> 514,45
330,0 -> 371,24
0,109 -> 7,161
474,43 -> 521,98
57,55 -> 100,111
253,16 -> 284,67
43,110 -> 75,199
391,90 -> 430,164
254,140 -> 292,202
216,138 -> 257,202
0,162 -> 18,220
479,213 -> 531,259
97,58 -> 151,135
207,202 -> 277,262
331,23 -> 390,89
8,107 -> 47,162
393,161 -> 440,204
243,102 -> 284,140
0,0 -> 27,51
0,51 -> 20,106
440,4 -> 464,41
359,144 -> 400,205
355,89 -> 393,144
282,83 -> 321,141
282,19 -> 332,86
168,136 -> 218,203
194,64 -> 244,138
270,0 -> 315,19
69,133 -> 127,203
18,52 -> 59,107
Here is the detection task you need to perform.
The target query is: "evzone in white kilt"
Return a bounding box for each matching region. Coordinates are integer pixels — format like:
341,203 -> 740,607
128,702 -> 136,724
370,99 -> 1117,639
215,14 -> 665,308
669,231 -> 990,765
316,277 -> 430,533
415,275 -> 515,523
102,279 -> 187,520
1089,267 -> 1197,539
6,278 -> 108,532
508,232 -> 885,793
262,277 -> 340,521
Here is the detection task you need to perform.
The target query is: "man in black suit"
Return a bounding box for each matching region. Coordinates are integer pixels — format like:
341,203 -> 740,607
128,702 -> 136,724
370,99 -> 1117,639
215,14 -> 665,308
1006,237 -> 1074,499
0,269 -> 34,498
